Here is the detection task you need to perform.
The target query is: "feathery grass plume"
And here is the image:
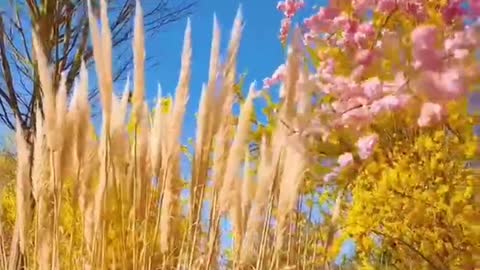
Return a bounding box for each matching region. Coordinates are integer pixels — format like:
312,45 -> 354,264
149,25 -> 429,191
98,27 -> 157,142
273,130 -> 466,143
13,119 -> 31,254
240,148 -> 254,239
131,101 -> 150,267
200,14 -> 221,156
159,18 -> 192,253
295,64 -> 313,131
211,123 -> 229,192
53,72 -> 71,179
92,148 -> 108,265
132,101 -> 150,216
31,32 -> 56,151
99,0 -> 113,108
150,84 -> 164,177
255,98 -> 296,268
205,113 -> 230,268
69,62 -> 91,176
218,83 -> 255,258
87,0 -> 112,121
296,70 -> 312,113
275,132 -> 308,252
275,34 -> 309,251
127,4 -> 146,236
31,105 -> 47,204
79,143 -> 98,258
110,79 -> 131,195
32,29 -> 61,270
187,83 -> 211,267
190,15 -> 221,198
168,19 -> 191,149
219,7 -> 243,103
208,15 -> 221,88
189,32 -> 219,225
51,72 -> 69,270
280,28 -> 302,120
249,31 -> 304,261
215,8 -> 244,137
132,0 -> 145,111
29,104 -> 50,270
87,1 -> 116,262
204,12 -> 244,262
323,190 -> 343,268
246,39 -> 303,248
67,70 -> 94,261
239,136 -> 274,266
219,83 -> 256,212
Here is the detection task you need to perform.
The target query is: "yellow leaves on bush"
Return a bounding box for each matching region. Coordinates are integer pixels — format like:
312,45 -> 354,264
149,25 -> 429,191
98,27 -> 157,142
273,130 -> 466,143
342,127 -> 479,269
0,151 -> 16,233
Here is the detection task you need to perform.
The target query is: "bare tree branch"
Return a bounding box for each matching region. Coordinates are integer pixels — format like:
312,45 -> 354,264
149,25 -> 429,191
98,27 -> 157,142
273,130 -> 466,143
0,0 -> 197,132
0,15 -> 25,129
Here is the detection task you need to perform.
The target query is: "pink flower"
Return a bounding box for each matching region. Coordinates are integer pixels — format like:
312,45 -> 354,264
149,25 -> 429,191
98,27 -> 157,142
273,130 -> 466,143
332,96 -> 367,112
415,69 -> 467,101
333,16 -> 358,33
322,58 -> 336,75
439,68 -> 467,99
411,25 -> 438,49
277,0 -> 305,18
442,0 -> 464,23
412,48 -> 443,71
403,0 -> 426,20
303,32 -> 317,45
324,166 -> 343,182
279,18 -> 292,44
370,94 -> 411,115
362,77 -> 383,100
354,23 -> 375,47
377,0 -> 397,13
324,170 -> 338,182
418,102 -> 444,127
452,49 -> 470,59
445,33 -> 464,52
383,72 -> 408,93
356,134 -> 379,160
355,49 -> 376,66
469,0 -> 480,16
351,66 -> 366,80
444,30 -> 477,59
353,0 -> 375,14
414,71 -> 438,99
304,7 -> 340,33
338,152 -> 354,167
411,25 -> 443,71
263,64 -> 286,89
341,106 -> 371,128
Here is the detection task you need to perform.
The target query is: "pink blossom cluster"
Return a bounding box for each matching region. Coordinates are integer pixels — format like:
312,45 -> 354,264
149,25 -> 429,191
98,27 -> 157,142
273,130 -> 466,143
324,133 -> 379,182
411,24 -> 479,127
320,72 -> 412,131
268,1 -> 480,182
353,0 -> 427,18
277,0 -> 305,18
263,64 -> 286,89
277,0 -> 305,44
